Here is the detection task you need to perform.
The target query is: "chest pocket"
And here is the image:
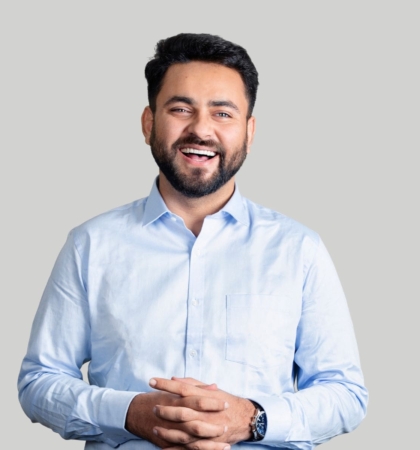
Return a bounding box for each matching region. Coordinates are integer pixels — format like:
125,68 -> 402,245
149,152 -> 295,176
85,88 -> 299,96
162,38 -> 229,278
226,294 -> 297,368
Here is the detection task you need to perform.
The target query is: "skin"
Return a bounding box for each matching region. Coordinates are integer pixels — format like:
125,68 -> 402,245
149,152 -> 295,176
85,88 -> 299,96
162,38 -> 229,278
126,62 -> 257,449
126,378 -> 255,450
141,61 -> 256,235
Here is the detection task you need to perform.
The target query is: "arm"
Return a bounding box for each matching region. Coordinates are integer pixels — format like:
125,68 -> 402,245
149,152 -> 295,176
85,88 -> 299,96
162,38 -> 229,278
149,239 -> 368,449
18,232 -> 139,447
18,232 -> 230,449
246,239 -> 368,447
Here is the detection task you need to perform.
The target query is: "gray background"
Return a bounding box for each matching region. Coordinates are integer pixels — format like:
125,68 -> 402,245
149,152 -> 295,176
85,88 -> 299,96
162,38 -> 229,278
1,0 -> 418,448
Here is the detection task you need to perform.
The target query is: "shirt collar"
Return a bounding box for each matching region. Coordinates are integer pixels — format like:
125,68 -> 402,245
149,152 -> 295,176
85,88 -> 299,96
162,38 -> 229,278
219,185 -> 249,226
142,179 -> 171,226
142,178 -> 249,227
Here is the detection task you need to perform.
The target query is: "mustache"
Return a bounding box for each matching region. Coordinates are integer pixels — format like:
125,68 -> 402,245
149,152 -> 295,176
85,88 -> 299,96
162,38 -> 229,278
172,136 -> 224,154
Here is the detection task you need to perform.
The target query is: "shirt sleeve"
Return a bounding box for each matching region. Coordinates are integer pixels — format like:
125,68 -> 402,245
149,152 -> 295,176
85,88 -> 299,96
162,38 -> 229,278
17,231 -> 141,448
251,238 -> 368,449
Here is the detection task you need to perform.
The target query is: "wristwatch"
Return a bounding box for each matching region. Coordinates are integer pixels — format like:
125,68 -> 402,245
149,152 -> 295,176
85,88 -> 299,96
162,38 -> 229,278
248,400 -> 267,441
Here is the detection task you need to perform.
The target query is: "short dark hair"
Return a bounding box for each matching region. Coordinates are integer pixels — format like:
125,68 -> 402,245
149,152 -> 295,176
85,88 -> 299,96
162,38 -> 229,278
145,33 -> 259,118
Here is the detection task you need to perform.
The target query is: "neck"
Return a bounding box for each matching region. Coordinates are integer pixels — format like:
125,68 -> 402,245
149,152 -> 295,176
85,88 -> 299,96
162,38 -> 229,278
157,173 -> 235,236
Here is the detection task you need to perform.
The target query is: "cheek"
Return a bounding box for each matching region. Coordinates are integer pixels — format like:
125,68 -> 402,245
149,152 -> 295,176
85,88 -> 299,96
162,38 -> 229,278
157,118 -> 185,143
218,126 -> 247,148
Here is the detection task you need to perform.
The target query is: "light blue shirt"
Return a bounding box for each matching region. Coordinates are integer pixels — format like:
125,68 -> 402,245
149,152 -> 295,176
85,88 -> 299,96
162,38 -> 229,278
18,181 -> 368,450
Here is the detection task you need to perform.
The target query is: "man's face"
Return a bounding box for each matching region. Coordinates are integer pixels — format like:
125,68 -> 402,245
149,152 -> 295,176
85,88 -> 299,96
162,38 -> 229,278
142,61 -> 255,198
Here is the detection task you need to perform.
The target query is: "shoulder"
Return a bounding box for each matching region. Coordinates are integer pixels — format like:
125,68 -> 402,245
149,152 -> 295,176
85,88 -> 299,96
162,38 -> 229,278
244,197 -> 320,244
242,197 -> 322,271
69,197 -> 147,249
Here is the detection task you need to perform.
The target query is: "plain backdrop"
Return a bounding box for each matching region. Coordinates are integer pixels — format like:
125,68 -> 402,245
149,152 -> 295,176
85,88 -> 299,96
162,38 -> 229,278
1,1 -> 418,448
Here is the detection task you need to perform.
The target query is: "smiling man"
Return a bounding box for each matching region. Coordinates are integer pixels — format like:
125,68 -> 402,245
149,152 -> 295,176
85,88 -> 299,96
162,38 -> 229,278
18,34 -> 368,450
144,60 -> 255,236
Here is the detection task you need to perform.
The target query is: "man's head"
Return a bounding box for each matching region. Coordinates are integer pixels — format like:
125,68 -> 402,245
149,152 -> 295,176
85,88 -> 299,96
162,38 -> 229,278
145,33 -> 259,119
142,34 -> 258,199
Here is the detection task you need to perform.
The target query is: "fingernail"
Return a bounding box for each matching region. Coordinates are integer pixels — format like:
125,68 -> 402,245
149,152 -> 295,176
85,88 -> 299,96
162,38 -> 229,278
224,426 -> 228,432
224,402 -> 229,409
153,406 -> 157,414
149,378 -> 157,387
224,446 -> 231,450
153,428 -> 158,436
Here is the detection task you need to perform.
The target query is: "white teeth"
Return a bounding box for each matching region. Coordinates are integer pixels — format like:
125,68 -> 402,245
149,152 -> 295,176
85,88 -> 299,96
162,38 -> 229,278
181,148 -> 216,157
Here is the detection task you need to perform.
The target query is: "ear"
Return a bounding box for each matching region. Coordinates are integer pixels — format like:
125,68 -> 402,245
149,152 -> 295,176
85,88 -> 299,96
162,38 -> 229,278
141,106 -> 154,145
246,116 -> 256,154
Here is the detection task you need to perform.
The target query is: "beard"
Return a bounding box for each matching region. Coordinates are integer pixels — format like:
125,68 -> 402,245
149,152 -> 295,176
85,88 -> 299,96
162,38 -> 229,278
150,128 -> 248,198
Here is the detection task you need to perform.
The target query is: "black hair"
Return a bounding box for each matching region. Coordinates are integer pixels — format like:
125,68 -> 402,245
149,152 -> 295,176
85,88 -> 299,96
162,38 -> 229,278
145,33 -> 259,118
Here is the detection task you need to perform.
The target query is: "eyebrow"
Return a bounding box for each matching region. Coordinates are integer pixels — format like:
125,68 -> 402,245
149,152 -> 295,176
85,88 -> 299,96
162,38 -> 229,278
163,96 -> 240,113
209,100 -> 239,113
164,96 -> 194,107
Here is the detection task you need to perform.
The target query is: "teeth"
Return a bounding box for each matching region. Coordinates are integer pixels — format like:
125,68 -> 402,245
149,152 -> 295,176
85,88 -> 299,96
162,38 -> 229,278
181,148 -> 216,157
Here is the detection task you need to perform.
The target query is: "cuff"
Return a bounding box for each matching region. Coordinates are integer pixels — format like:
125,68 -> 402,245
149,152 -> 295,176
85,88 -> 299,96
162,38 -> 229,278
248,395 -> 291,446
97,389 -> 142,447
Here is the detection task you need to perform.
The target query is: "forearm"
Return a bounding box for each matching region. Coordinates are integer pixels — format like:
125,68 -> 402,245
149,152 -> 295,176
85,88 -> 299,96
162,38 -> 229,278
252,380 -> 367,448
152,377 -> 366,449
18,363 -> 139,447
17,232 -> 140,446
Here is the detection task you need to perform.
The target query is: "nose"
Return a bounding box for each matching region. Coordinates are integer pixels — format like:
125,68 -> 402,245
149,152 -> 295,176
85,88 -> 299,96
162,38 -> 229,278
185,112 -> 213,141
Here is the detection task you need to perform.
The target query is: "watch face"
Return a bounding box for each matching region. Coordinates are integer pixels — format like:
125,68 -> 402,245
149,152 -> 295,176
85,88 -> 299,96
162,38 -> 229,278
256,411 -> 267,436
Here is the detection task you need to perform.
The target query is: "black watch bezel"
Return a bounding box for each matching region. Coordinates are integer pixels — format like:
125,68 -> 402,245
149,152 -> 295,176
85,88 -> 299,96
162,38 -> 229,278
248,400 -> 267,441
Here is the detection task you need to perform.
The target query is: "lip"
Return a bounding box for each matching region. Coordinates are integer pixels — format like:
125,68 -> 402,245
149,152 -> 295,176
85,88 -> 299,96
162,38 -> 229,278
178,148 -> 219,166
178,144 -> 218,153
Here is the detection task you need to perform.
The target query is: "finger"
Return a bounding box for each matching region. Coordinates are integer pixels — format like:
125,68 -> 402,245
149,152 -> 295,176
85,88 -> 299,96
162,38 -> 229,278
171,377 -> 204,386
200,384 -> 218,391
149,379 -> 228,411
151,378 -> 203,397
174,395 -> 228,412
154,405 -> 199,422
154,421 -> 226,441
172,377 -> 218,391
153,427 -> 196,445
165,441 -> 231,450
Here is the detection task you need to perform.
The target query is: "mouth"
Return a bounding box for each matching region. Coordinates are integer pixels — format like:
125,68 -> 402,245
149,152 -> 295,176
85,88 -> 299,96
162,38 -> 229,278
180,147 -> 218,162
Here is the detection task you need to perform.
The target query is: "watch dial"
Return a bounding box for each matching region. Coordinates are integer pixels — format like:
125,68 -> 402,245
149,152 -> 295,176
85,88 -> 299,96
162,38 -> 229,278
256,412 -> 267,435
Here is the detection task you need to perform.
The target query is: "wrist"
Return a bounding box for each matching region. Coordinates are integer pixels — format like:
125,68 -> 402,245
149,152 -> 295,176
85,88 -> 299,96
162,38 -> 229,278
223,398 -> 253,444
125,392 -> 157,439
246,400 -> 267,442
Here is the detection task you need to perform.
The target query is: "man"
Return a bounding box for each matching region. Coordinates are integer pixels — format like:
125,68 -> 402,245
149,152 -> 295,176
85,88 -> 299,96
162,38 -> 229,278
18,33 -> 368,450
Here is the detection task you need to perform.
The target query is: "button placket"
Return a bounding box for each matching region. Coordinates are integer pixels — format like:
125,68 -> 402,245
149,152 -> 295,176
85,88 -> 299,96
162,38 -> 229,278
185,242 -> 205,379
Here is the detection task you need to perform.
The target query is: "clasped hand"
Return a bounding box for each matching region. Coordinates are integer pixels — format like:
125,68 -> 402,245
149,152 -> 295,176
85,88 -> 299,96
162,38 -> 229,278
125,377 -> 254,450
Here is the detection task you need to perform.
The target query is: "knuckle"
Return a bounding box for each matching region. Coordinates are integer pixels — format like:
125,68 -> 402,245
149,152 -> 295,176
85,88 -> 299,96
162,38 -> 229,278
196,398 -> 206,410
190,422 -> 202,435
179,384 -> 190,397
179,434 -> 191,444
177,409 -> 188,421
187,445 -> 200,450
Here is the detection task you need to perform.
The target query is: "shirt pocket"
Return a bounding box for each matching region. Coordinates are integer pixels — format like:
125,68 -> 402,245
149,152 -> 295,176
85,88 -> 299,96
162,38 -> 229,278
226,294 -> 296,368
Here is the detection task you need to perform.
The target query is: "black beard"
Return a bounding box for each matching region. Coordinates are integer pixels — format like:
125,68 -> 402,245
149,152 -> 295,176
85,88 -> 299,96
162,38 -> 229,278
150,130 -> 248,198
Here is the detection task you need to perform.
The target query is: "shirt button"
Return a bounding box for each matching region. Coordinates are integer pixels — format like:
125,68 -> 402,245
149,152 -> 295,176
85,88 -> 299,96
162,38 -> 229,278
192,298 -> 199,306
170,216 -> 177,222
189,350 -> 197,357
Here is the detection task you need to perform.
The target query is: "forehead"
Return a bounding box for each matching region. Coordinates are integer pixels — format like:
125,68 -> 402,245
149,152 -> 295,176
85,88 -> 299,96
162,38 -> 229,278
156,61 -> 248,109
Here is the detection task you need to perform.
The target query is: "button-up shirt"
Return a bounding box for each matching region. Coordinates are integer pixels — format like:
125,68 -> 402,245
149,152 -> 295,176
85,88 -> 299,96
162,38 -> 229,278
18,181 -> 368,450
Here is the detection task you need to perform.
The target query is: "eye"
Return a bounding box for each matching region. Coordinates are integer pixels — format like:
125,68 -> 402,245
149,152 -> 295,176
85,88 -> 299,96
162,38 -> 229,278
171,107 -> 189,113
216,112 -> 231,118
